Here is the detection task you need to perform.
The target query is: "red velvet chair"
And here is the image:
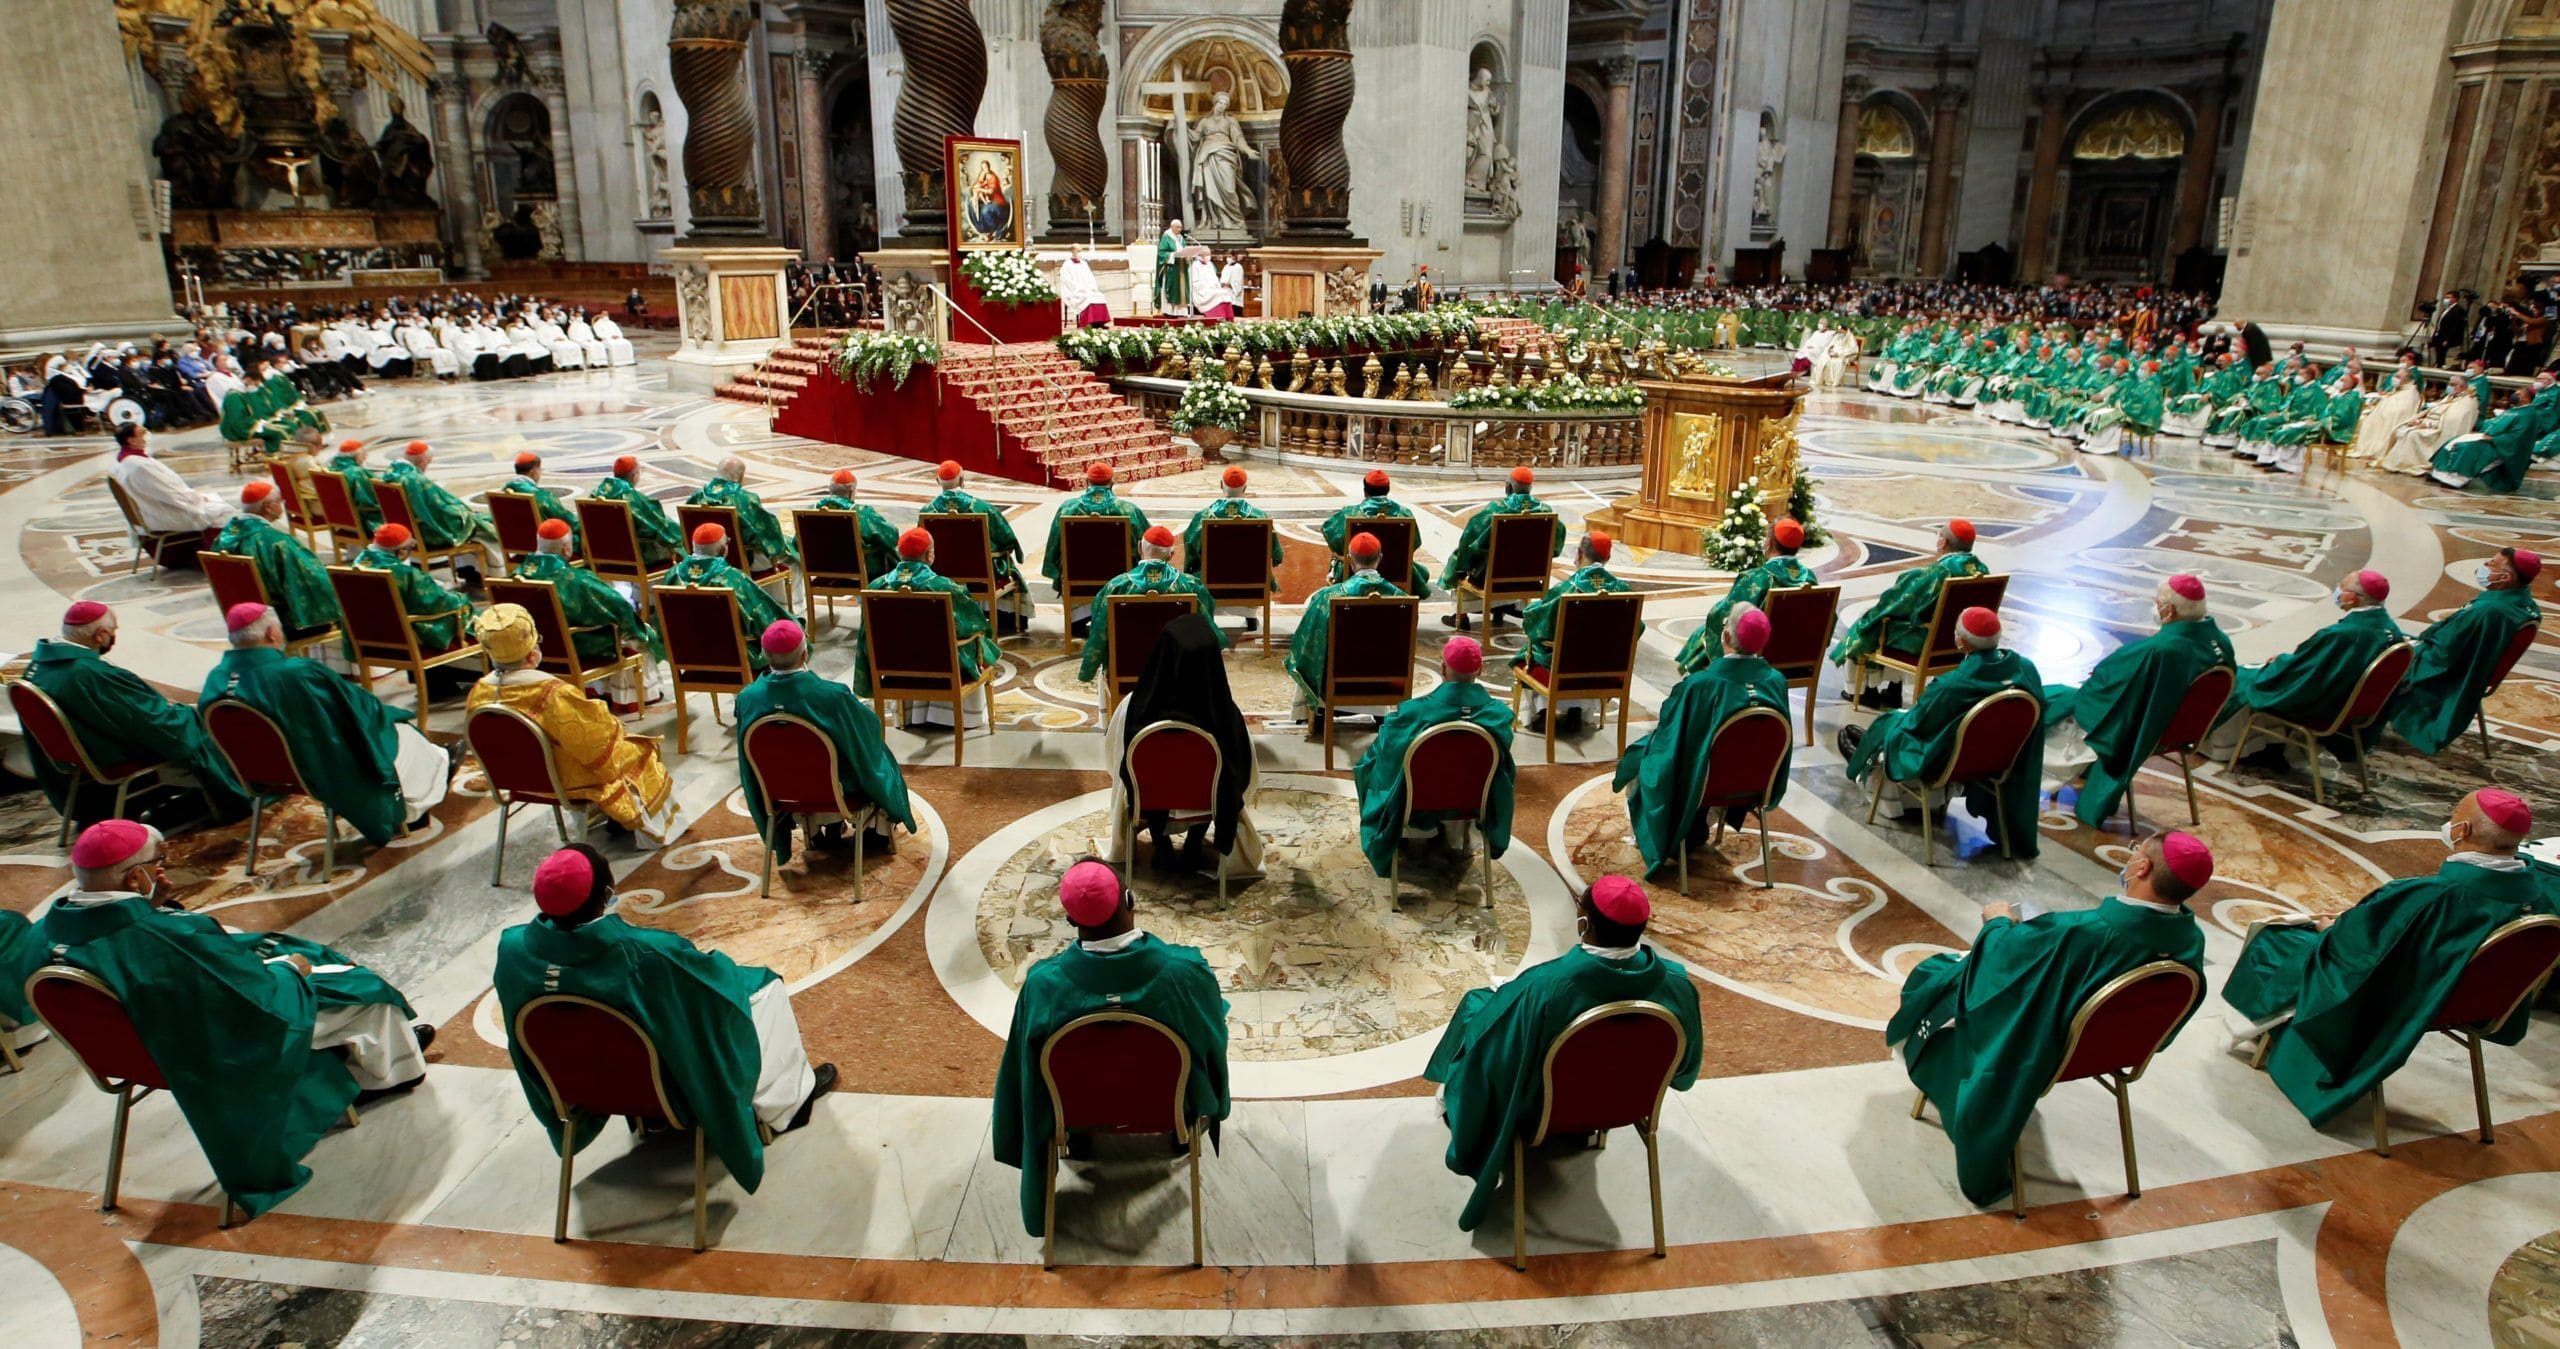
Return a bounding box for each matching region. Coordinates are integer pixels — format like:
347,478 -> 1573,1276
327,564 -> 484,718
919,512 -> 1029,639
2117,666 -> 2235,834
790,509 -> 871,624
308,469 -> 368,561
2472,624 -> 2540,760
1100,593 -> 1201,715
655,586 -> 757,755
1508,591 -> 1646,763
1680,706 -> 1793,895
1119,721 -> 1223,900
1864,687 -> 2042,866
200,696 -> 365,878
1850,572 -> 2009,703
1392,720 -> 1502,902
465,703 -> 582,886
200,550 -> 338,659
678,504 -> 795,609
2224,641 -> 2415,805
1759,583 -> 1842,746
1037,1011 -> 1209,1269
1300,594 -> 1421,770
1454,513 -> 1561,631
266,461 -> 321,549
2372,914 -> 2560,1154
1198,517 -> 1276,649
374,479 -> 479,581
742,713 -> 886,897
488,491 -> 546,567
8,681 -> 171,847
576,499 -> 665,599
1507,1001 -> 1688,1270
1057,516 -> 1134,655
1917,960 -> 2201,1218
512,993 -> 735,1252
858,590 -> 998,766
1331,516 -> 1419,595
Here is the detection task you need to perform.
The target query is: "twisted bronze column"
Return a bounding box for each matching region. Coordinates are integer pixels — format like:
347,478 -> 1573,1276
885,0 -> 988,243
1276,0 -> 1357,240
670,0 -> 763,235
1039,0 -> 1110,239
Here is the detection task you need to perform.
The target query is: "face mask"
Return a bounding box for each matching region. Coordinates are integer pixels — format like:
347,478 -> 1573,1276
2440,822 -> 2465,849
2476,565 -> 2495,587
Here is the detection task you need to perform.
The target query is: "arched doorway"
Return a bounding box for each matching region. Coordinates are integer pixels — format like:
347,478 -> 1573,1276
1848,95 -> 1923,276
484,92 -> 556,261
2059,93 -> 2190,282
827,73 -> 878,258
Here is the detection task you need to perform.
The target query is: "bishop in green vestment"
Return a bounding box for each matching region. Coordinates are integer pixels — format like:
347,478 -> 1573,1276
214,491 -> 342,635
515,525 -> 664,665
924,462 -> 1027,592
689,457 -> 799,566
352,527 -> 475,653
1680,518 -> 1817,672
1830,520 -> 1990,683
201,608 -> 453,843
1511,531 -> 1637,731
991,861 -> 1230,1237
24,604 -> 248,818
1041,469 -> 1152,595
666,525 -> 800,673
851,530 -> 1002,701
1616,606 -> 1792,876
592,458 -> 682,566
1842,610 -> 2046,858
813,468 -> 903,581
494,845 -> 833,1196
2389,549 -> 2544,753
1322,470 -> 1434,599
1182,467 -> 1283,602
1352,638 -> 1516,877
500,454 -> 582,550
734,622 -> 915,862
1078,532 -> 1219,683
1424,876 -> 1702,1231
2224,791 -> 2560,1126
2431,377 -> 2560,493
2043,574 -> 2235,827
325,440 -> 385,532
2212,572 -> 2405,756
1891,832 -> 2210,1206
0,911 -> 39,1035
385,443 -> 497,550
1439,469 -> 1564,617
1286,536 -> 1408,716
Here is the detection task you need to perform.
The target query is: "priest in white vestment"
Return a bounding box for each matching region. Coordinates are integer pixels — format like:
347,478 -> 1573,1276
590,314 -> 636,365
2380,373 -> 2480,475
1056,249 -> 1109,328
2348,366 -> 2426,464
111,425 -> 231,536
565,313 -> 610,367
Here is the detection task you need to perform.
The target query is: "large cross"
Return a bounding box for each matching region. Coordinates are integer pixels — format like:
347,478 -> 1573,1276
1138,62 -> 1215,229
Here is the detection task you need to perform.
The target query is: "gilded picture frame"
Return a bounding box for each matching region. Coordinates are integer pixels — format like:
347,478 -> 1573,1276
946,137 -> 1026,251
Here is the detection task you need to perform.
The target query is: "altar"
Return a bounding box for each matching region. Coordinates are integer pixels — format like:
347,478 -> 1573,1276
1585,372 -> 1808,558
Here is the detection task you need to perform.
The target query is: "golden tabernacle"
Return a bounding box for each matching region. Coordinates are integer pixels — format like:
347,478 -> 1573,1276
1585,371 -> 1807,558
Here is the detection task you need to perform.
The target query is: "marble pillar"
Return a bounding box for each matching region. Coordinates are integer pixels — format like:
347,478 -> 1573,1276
1596,56 -> 1635,279
1038,0 -> 1110,241
1276,0 -> 1360,241
431,69 -> 487,279
2017,84 -> 2068,281
1825,76 -> 1867,250
2169,77 -> 2229,259
1913,84 -> 1966,278
800,51 -> 835,260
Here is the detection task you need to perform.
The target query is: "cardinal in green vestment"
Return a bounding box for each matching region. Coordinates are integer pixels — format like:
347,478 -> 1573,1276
924,460 -> 1028,593
1077,529 -> 1219,683
591,456 -> 683,566
1830,519 -> 1990,692
1616,606 -> 1793,877
24,601 -> 250,818
1286,533 -> 1409,718
385,442 -> 497,552
351,525 -> 475,654
1439,467 -> 1564,625
1353,637 -> 1516,877
666,523 -> 800,674
2387,548 -> 2544,754
202,604 -> 454,843
1680,517 -> 1817,672
1041,464 -> 1152,598
2211,571 -> 2405,759
991,860 -> 1231,1237
516,521 -> 663,664
324,439 -> 384,532
500,453 -> 582,551
689,456 -> 800,567
851,529 -> 1002,703
812,468 -> 903,581
2223,791 -> 2560,1126
1424,876 -> 1702,1231
734,621 -> 915,862
2431,377 -> 2560,493
495,845 -> 835,1196
1322,469 -> 1434,599
1892,832 -> 2211,1206
213,486 -> 342,635
1182,466 -> 1283,612
2043,574 -> 2235,828
1842,608 -> 2046,858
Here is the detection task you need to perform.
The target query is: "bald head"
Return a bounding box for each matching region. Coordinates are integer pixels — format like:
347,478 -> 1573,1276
717,455 -> 746,483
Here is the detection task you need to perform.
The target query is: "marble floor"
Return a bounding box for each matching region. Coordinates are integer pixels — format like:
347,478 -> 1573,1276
1,337 -> 2557,1347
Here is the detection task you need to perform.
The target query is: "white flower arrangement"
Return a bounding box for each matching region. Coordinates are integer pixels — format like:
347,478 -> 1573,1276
1701,482 -> 1771,571
1168,370 -> 1252,433
1446,373 -> 1648,413
1055,313 -> 1484,371
960,250 -> 1058,307
832,331 -> 937,392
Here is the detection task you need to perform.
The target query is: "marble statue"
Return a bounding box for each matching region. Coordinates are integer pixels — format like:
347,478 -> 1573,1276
1186,91 -> 1260,235
640,103 -> 672,219
1752,116 -> 1786,227
1465,67 -> 1501,193
1566,211 -> 1593,272
315,115 -> 381,209
374,98 -> 437,209
153,97 -> 240,210
1486,144 -> 1521,221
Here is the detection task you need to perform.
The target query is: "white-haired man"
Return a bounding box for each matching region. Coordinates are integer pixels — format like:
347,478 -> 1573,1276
2042,572 -> 2236,828
686,455 -> 799,571
25,600 -> 250,821
1841,607 -> 2046,857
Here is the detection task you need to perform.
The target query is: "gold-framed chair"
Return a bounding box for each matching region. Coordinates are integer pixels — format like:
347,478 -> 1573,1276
2471,624 -> 2540,760
741,712 -> 888,897
1505,1000 -> 1687,1271
482,576 -> 652,716
1099,592 -> 1204,715
919,511 -> 1030,640
1862,687 -> 2042,866
1330,515 -> 1419,595
2116,666 -> 2235,834
1507,591 -> 1645,763
573,497 -> 674,605
1036,1011 -> 1210,1269
374,478 -> 482,581
1759,583 -> 1841,747
487,490 -> 549,568
860,589 -> 1000,767
1294,593 -> 1421,771
326,564 -> 484,718
2366,913 -> 2560,1155
200,550 -> 339,659
1679,706 -> 1794,895
1390,720 -> 1503,903
6,680 -> 175,847
1849,572 -> 2010,704
654,585 -> 759,755
307,468 -> 371,562
1198,516 -> 1277,650
679,503 -> 797,609
2222,641 -> 2416,805
1116,721 -> 1226,901
1454,512 -> 1561,630
790,509 -> 873,625
1057,515 -> 1134,655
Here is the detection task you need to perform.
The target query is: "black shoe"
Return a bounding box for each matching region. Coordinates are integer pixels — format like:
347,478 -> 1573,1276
1557,707 -> 1586,736
2237,743 -> 2291,773
408,812 -> 434,831
809,823 -> 855,854
1853,686 -> 1893,711
1440,613 -> 1473,631
1069,616 -> 1091,638
784,1063 -> 838,1133
1837,724 -> 1866,760
1242,616 -> 1259,633
859,826 -> 897,854
413,1023 -> 437,1052
1525,709 -> 1548,733
354,1074 -> 427,1106
454,565 -> 483,589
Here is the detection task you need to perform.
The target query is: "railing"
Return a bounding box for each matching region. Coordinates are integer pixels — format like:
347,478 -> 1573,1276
925,283 -> 1094,467
1114,374 -> 1642,474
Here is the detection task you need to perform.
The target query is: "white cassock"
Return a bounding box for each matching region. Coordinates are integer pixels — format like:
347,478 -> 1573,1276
363,322 -> 408,373
301,969 -> 429,1090
745,984 -> 819,1130
1220,261 -> 1246,315
2348,379 -> 2425,462
591,316 -> 636,366
112,453 -> 230,533
533,318 -> 584,369
1100,700 -> 1264,880
200,368 -> 243,407
391,721 -> 453,821
401,324 -> 460,378
505,324 -> 550,366
2383,390 -> 2478,475
1189,256 -> 1228,316
566,319 -> 610,367
1056,258 -> 1106,323
1815,331 -> 1857,388
320,327 -> 356,362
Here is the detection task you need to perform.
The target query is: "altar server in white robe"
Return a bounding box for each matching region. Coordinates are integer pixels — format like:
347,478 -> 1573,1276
1056,248 -> 1109,328
400,319 -> 460,379
2380,372 -> 2480,475
502,318 -> 551,372
1189,252 -> 1231,320
110,424 -> 230,535
591,313 -> 636,365
1220,256 -> 1247,317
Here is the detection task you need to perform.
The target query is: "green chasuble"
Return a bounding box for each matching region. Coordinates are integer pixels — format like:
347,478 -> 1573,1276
513,552 -> 663,664
1286,570 -> 1408,696
733,667 -> 917,859
1039,486 -> 1151,590
665,554 -> 797,672
1679,556 -> 1816,672
0,911 -> 38,1026
688,476 -> 799,564
2223,606 -> 2404,727
199,644 -> 420,843
991,934 -> 1231,1235
1180,499 -> 1282,583
1439,491 -> 1564,587
2387,585 -> 2541,753
2043,617 -> 2235,827
924,487 -> 1026,587
1077,559 -> 1219,681
851,559 -> 1000,693
1515,564 -> 1634,671
591,475 -> 681,565
2114,376 -> 2166,435
325,453 -> 384,530
211,514 -> 342,634
30,895 -> 411,1216
1352,681 -> 1517,877
1844,648 -> 2047,858
1829,552 -> 1990,666
1614,655 -> 1792,874
1321,497 -> 1434,599
24,638 -> 250,815
351,545 -> 473,652
1423,946 -> 1703,1230
812,495 -> 902,581
493,913 -> 781,1191
1152,229 -> 1189,309
382,461 -> 496,549
262,374 -> 326,437
219,383 -> 280,450
500,476 -> 581,550
2224,860 -> 2560,1126
2432,386 -> 2560,493
1889,898 -> 2204,1206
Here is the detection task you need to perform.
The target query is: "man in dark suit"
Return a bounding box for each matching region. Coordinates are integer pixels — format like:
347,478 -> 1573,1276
2430,290 -> 2473,368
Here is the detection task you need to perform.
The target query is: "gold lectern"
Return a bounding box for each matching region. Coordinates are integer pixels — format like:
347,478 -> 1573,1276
1587,371 -> 1808,558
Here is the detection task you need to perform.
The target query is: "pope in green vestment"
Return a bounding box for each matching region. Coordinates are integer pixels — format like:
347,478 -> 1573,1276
923,481 -> 1027,590
1514,557 -> 1634,674
665,551 -> 798,673
1078,557 -> 1218,682
2043,602 -> 2235,828
852,557 -> 1001,693
2431,382 -> 2560,493
812,486 -> 902,581
734,664 -> 916,861
1891,885 -> 2205,1206
1679,550 -> 1816,672
494,907 -> 787,1192
212,511 -> 342,634
1829,535 -> 1989,668
27,891 -> 413,1217
2220,600 -> 2405,730
500,473 -> 582,550
24,636 -> 250,817
689,472 -> 799,565
992,926 -> 1230,1236
1286,565 -> 1408,704
351,542 -> 474,652
1353,675 -> 1517,877
1040,482 -> 1151,591
2386,574 -> 2541,754
383,458 -> 497,549
591,472 -> 681,566
199,644 -> 426,844
1615,645 -> 1793,875
1424,939 -> 1702,1230
513,551 -> 664,665
1321,493 -> 1434,599
325,449 -> 384,532
1440,483 -> 1564,590
1845,643 -> 2047,858
2224,807 -> 2559,1126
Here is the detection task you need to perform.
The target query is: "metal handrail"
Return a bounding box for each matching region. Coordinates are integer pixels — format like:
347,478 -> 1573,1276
925,282 -> 1090,467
